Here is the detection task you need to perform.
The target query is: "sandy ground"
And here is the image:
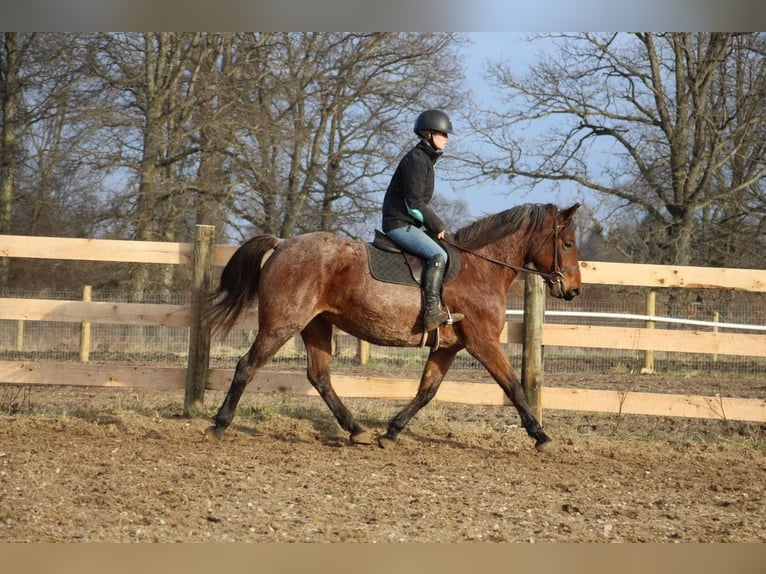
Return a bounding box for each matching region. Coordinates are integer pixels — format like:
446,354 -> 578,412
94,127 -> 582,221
0,372 -> 764,543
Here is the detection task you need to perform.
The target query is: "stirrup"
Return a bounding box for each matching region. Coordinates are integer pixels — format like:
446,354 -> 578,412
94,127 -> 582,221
423,312 -> 448,332
423,308 -> 463,333
444,307 -> 464,325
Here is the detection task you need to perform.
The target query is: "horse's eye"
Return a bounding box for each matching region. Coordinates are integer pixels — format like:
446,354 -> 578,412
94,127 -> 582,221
562,241 -> 574,250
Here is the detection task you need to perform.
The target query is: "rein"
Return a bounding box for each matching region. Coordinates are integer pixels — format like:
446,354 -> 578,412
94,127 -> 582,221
444,238 -> 541,275
444,213 -> 577,288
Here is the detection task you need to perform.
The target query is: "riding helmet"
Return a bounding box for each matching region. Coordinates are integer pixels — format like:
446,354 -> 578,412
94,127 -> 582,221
414,109 -> 453,137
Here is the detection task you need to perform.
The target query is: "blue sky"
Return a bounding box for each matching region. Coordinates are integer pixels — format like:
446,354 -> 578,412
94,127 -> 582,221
444,32 -> 584,218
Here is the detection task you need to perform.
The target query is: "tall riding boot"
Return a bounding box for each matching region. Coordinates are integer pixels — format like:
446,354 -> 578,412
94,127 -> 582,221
422,255 -> 464,331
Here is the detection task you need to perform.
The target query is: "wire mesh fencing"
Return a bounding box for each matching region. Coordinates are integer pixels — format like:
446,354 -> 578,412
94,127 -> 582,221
2,287 -> 765,379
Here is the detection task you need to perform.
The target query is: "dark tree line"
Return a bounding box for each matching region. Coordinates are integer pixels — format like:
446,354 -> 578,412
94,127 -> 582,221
3,32 -> 765,297
1,32 -> 467,292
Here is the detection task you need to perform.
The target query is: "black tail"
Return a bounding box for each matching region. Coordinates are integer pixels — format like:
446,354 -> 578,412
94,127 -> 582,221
206,234 -> 282,337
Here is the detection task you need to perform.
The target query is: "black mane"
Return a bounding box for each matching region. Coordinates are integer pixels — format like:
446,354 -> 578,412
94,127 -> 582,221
453,203 -> 555,250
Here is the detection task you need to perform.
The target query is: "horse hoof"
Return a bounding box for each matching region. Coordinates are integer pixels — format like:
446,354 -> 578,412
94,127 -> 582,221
350,430 -> 373,445
535,439 -> 557,454
205,425 -> 225,442
377,436 -> 396,449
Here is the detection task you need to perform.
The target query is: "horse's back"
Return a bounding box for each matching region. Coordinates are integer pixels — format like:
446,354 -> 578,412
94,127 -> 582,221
260,232 -> 369,293
275,232 -> 366,266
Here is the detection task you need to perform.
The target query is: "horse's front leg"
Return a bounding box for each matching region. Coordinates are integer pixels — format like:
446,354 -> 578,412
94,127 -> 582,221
466,339 -> 555,453
379,347 -> 457,449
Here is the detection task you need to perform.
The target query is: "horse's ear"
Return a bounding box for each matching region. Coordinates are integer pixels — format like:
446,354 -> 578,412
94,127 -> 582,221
560,203 -> 581,223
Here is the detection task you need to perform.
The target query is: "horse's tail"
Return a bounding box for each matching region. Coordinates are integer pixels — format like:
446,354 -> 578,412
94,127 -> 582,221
206,234 -> 282,337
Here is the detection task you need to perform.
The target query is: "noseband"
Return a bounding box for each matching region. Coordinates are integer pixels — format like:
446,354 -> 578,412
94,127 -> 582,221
446,209 -> 577,288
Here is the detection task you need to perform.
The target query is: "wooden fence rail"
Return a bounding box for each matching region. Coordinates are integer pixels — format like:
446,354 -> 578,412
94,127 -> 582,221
1,229 -> 765,424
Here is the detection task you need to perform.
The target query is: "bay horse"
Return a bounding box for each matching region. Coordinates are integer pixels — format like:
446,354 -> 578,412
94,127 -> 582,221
206,203 -> 582,452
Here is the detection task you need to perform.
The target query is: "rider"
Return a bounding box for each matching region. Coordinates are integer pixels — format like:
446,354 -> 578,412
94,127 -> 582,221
382,109 -> 464,332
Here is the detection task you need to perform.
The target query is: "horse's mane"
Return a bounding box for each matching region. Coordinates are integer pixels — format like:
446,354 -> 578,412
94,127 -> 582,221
453,203 -> 554,250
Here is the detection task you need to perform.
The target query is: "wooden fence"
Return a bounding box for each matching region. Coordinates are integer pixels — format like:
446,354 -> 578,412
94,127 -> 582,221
1,227 -> 765,424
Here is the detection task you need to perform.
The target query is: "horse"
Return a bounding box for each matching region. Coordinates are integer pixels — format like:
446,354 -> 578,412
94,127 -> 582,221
206,202 -> 582,452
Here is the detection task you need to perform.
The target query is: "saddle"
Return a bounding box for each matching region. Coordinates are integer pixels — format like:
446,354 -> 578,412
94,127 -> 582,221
365,230 -> 461,286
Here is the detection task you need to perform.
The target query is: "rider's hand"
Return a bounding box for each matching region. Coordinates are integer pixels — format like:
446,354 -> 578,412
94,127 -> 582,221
437,230 -> 445,239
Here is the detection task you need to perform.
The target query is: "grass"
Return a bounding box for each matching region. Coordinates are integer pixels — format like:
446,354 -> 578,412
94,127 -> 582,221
0,384 -> 35,415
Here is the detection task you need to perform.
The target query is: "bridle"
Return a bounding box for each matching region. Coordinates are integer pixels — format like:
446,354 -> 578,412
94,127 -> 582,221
444,210 -> 578,290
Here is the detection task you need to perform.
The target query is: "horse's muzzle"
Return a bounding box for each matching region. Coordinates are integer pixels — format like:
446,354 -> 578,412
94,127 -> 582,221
562,287 -> 580,301
548,277 -> 580,300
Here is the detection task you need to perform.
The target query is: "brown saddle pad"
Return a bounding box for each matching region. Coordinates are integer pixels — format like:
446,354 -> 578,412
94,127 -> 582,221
365,230 -> 461,287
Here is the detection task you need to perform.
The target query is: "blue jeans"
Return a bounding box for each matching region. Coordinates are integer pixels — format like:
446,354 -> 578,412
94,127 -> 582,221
386,225 -> 448,262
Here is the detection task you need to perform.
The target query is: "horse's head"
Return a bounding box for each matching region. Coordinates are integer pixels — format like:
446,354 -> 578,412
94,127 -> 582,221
529,203 -> 582,301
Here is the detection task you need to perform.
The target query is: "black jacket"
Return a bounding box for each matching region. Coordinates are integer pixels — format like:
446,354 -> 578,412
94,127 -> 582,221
382,139 -> 446,234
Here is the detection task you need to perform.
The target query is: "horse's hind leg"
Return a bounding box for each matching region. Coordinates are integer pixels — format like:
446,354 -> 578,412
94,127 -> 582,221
302,317 -> 372,445
207,329 -> 295,439
378,347 -> 457,449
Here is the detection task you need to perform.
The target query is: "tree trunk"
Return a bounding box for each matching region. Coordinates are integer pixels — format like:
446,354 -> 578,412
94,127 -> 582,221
0,33 -> 19,287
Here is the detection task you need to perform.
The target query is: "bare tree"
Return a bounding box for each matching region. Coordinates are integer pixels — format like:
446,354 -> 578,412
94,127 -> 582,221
84,32 -> 214,293
223,32 -> 467,241
0,33 -> 30,286
468,32 -> 766,268
1,33 -> 108,288
187,33 -> 246,232
3,32 -> 470,292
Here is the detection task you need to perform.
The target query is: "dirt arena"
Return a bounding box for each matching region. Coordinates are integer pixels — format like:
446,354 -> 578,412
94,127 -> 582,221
0,371 -> 764,543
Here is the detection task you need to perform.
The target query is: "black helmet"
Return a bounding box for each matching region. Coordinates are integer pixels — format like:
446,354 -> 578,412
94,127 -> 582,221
414,109 -> 453,136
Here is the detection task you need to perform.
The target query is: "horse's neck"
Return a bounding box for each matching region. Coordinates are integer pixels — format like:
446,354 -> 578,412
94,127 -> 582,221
472,234 -> 528,292
483,233 -> 528,267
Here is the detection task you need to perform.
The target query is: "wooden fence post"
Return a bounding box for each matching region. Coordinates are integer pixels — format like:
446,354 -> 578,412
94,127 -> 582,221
357,339 -> 370,365
15,320 -> 24,352
713,311 -> 720,363
643,291 -> 656,373
80,285 -> 92,363
522,272 -> 545,422
184,225 -> 216,417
